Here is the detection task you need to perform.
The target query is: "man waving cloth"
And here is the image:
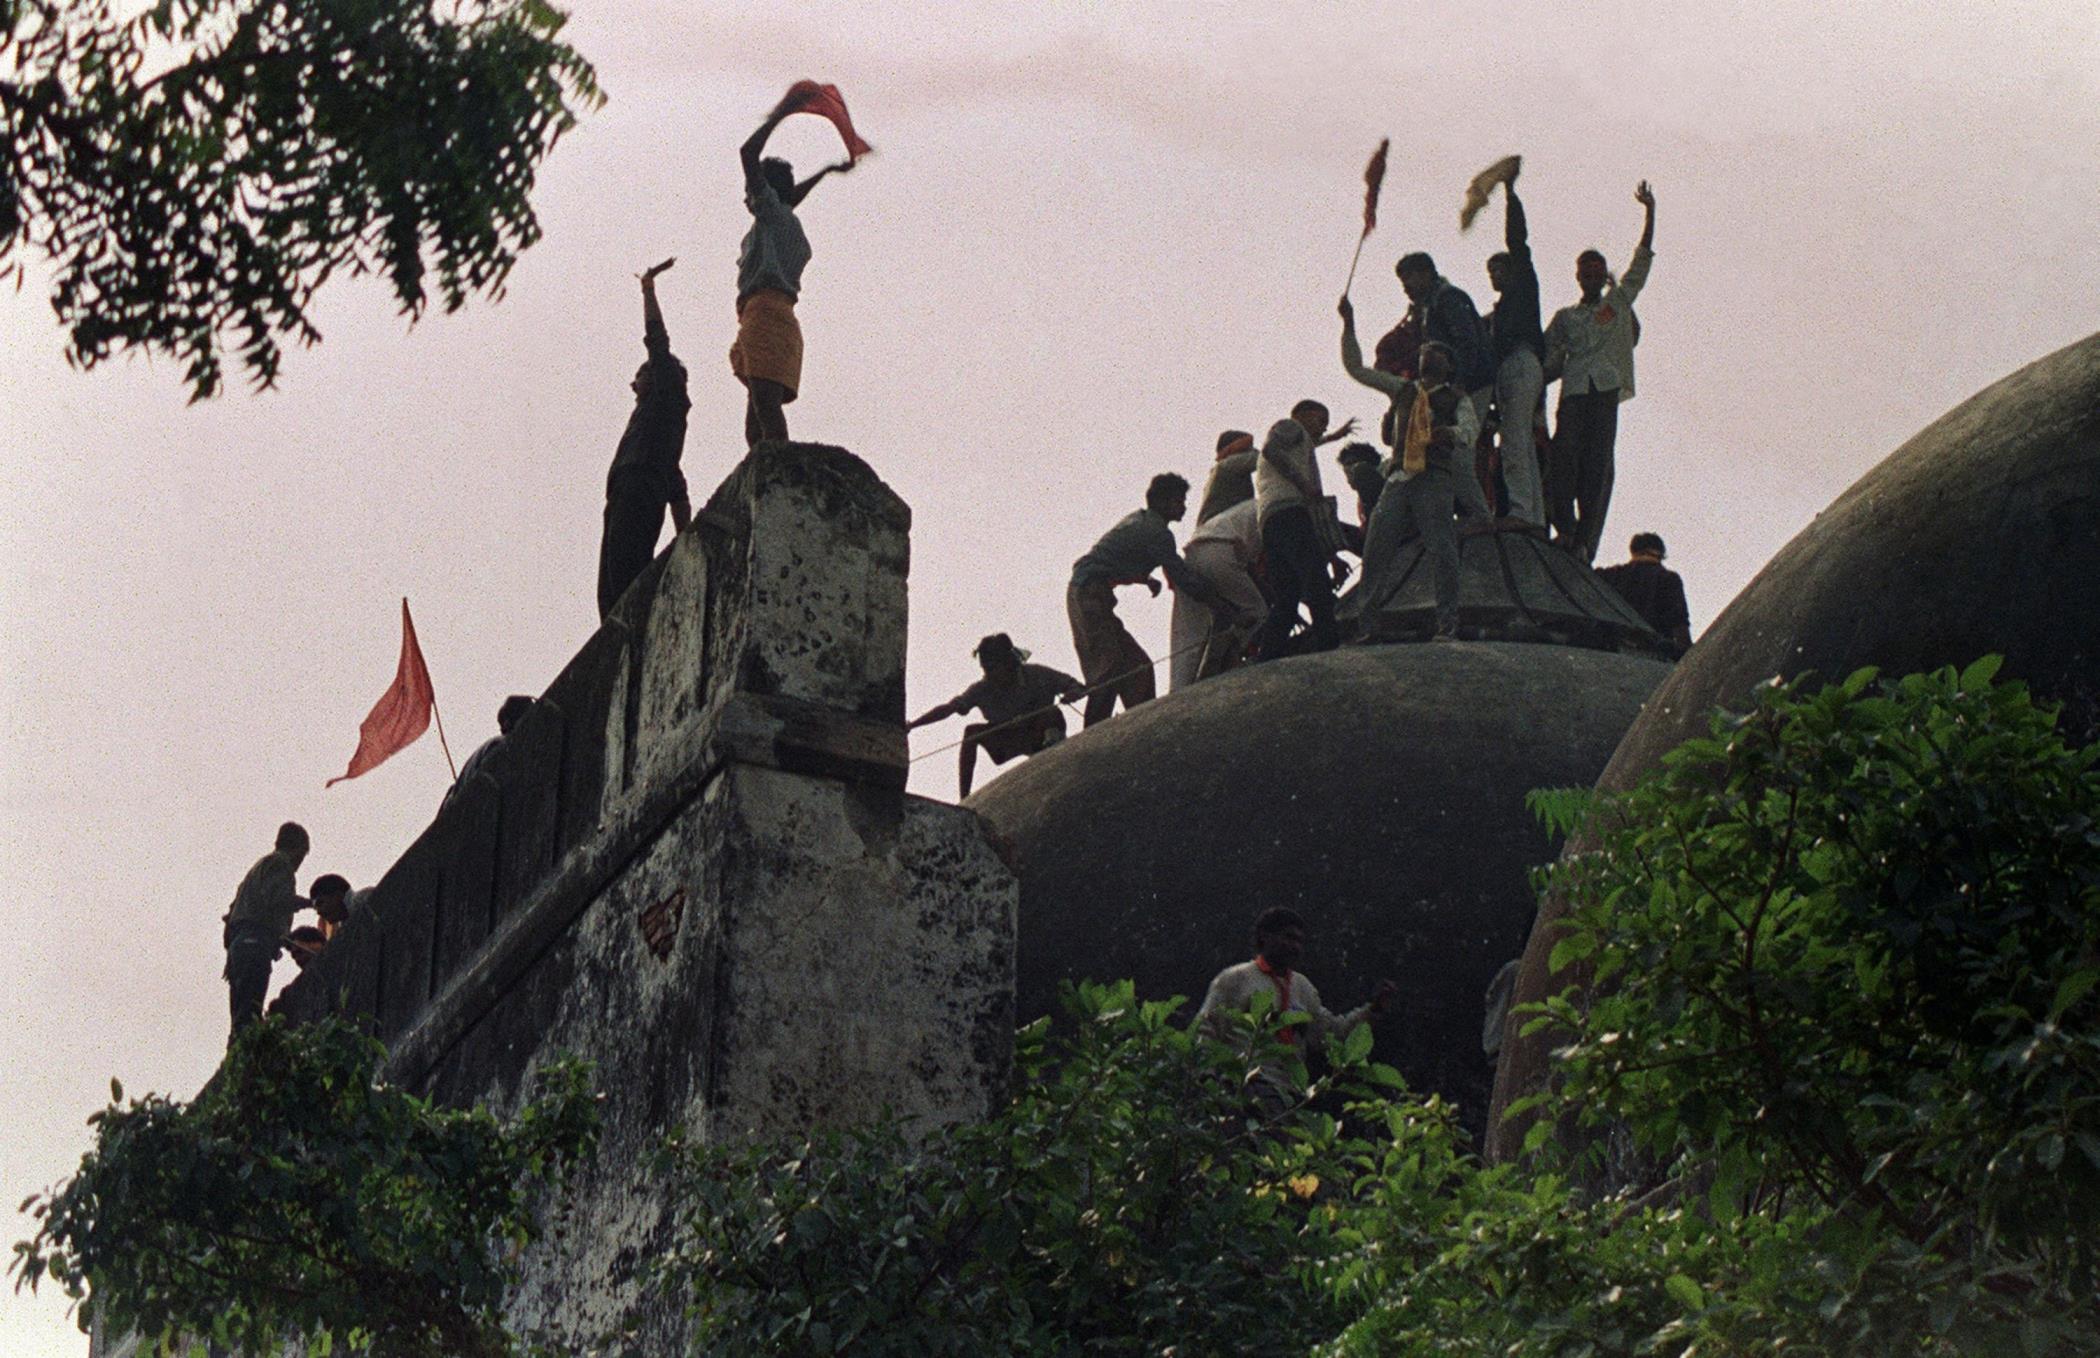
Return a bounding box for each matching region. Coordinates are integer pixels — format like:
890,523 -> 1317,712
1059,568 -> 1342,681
731,82 -> 869,449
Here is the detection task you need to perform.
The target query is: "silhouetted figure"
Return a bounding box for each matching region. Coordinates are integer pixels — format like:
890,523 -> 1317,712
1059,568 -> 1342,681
732,96 -> 855,448
598,260 -> 691,620
442,694 -> 536,808
1336,440 -> 1385,536
307,873 -> 353,941
1169,498 -> 1267,690
908,634 -> 1083,797
1251,401 -> 1357,660
1342,303 -> 1479,641
1484,166 -> 1546,527
287,925 -> 328,971
1544,181 -> 1656,561
1195,429 -> 1258,524
1395,251 -> 1495,500
1067,473 -> 1225,726
222,821 -> 308,1040
1193,906 -> 1396,1100
1596,531 -> 1692,656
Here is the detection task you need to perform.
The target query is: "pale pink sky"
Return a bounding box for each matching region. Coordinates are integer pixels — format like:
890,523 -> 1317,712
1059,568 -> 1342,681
4,3 -> 2097,1351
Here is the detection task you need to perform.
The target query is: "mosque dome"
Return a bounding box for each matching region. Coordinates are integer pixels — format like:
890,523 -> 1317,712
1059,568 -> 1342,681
966,636 -> 1673,1136
1486,329 -> 2100,1161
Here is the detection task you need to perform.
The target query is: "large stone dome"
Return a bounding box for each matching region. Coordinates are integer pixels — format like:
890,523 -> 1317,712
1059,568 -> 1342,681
966,640 -> 1672,1135
1486,330 -> 2100,1161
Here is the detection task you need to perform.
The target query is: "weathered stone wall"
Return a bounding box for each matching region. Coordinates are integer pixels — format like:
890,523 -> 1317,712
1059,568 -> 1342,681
264,444 -> 1016,1348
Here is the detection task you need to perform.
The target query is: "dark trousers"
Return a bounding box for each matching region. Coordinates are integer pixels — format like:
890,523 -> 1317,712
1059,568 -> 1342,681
1549,390 -> 1619,560
1252,506 -> 1339,658
224,926 -> 279,1040
597,474 -> 669,620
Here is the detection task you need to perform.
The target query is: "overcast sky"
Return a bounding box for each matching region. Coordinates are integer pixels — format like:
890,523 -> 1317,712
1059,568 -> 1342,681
4,2 -> 2097,1350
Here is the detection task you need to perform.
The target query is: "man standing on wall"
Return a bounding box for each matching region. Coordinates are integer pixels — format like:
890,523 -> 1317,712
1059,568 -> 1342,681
598,259 -> 691,620
731,87 -> 863,449
1341,303 -> 1480,640
222,821 -> 309,1041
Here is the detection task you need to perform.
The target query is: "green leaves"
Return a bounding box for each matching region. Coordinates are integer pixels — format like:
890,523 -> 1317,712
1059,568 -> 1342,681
2,0 -> 600,397
11,1017 -> 598,1358
651,982 -> 1381,1356
1521,658 -> 2100,1349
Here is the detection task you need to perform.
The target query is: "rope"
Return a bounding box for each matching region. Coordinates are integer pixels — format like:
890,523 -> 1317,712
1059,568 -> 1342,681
907,635 -> 1219,765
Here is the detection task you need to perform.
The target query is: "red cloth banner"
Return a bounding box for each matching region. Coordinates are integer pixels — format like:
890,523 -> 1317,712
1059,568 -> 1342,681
1361,138 -> 1390,239
326,599 -> 434,787
783,79 -> 873,162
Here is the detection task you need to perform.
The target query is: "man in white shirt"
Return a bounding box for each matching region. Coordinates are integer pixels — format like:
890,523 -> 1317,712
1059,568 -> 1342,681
1168,497 -> 1267,691
1543,180 -> 1657,562
1193,907 -> 1396,1098
1250,401 -> 1357,660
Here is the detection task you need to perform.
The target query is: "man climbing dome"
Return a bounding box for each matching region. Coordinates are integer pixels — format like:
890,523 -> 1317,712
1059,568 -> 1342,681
907,634 -> 1083,797
1068,473 -> 1229,727
731,83 -> 869,449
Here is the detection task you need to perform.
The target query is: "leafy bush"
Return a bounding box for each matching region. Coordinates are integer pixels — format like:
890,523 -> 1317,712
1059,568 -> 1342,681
18,663 -> 2100,1356
13,1017 -> 599,1358
1506,659 -> 2100,1353
653,981 -> 1391,1356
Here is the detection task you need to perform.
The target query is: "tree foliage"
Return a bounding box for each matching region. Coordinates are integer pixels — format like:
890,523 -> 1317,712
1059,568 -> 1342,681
12,1018 -> 600,1358
653,981 -> 1385,1356
1502,658 -> 2100,1353
15,664 -> 2100,1356
0,0 -> 601,398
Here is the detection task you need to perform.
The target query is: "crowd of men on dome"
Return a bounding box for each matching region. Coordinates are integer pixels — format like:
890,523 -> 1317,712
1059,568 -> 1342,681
217,91 -> 1693,1039
912,161 -> 1692,799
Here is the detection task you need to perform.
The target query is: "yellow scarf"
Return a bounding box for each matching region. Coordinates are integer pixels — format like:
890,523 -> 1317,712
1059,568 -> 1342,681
1403,385 -> 1435,474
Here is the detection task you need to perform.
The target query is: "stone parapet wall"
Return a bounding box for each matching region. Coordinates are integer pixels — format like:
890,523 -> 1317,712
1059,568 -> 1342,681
258,445 -> 1014,1344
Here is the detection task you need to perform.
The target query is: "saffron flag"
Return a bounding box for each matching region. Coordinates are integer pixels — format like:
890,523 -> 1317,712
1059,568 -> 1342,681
1361,138 -> 1390,238
326,599 -> 434,787
783,80 -> 873,162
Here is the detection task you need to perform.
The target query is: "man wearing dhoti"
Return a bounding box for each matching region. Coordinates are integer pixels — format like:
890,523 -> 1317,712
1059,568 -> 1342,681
732,87 -> 865,448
